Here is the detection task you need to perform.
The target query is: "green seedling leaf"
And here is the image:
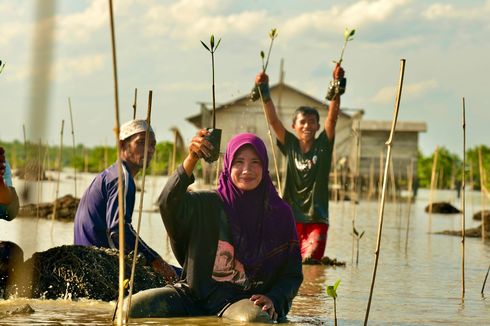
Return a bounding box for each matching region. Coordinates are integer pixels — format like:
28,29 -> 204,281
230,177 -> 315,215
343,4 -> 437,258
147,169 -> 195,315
360,231 -> 365,238
201,40 -> 210,52
123,279 -> 130,289
269,28 -> 278,39
214,37 -> 221,51
334,279 -> 341,291
353,226 -> 359,236
260,51 -> 265,59
210,35 -> 215,50
344,28 -> 355,41
327,285 -> 336,299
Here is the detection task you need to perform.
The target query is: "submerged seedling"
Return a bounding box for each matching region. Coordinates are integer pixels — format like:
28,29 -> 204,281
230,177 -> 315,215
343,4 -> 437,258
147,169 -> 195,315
353,226 -> 365,266
326,279 -> 341,326
200,34 -> 221,128
334,28 -> 355,65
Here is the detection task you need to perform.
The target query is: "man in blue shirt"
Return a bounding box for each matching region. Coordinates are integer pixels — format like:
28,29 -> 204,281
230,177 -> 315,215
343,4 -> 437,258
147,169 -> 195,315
74,120 -> 177,282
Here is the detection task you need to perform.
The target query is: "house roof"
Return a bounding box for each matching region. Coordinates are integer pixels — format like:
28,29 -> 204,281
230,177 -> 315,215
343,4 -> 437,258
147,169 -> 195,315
359,120 -> 427,132
186,82 -> 354,128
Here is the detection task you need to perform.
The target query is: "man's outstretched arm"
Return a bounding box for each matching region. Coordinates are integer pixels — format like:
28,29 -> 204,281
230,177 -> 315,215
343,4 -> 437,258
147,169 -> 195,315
255,72 -> 287,145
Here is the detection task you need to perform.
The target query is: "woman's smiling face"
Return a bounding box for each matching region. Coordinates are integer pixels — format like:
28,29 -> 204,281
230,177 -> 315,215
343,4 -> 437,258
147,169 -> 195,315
230,145 -> 263,191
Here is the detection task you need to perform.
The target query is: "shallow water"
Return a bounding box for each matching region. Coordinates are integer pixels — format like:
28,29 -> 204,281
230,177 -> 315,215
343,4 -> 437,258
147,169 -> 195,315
1,172 -> 489,325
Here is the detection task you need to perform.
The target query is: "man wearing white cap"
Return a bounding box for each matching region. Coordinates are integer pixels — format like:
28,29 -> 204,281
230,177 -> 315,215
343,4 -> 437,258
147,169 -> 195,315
74,120 -> 177,282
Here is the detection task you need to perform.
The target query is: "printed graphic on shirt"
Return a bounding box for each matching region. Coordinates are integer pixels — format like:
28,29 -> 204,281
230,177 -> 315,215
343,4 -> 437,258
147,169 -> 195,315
212,240 -> 246,285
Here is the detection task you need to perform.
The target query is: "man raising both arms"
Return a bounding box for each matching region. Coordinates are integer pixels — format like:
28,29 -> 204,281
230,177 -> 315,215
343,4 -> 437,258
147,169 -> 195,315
254,64 -> 346,263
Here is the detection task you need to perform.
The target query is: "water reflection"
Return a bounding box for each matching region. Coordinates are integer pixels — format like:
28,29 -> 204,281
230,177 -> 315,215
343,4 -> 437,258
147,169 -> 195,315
1,173 -> 489,325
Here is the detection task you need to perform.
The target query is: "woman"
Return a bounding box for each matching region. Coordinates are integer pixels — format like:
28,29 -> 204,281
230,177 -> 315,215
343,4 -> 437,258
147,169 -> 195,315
128,131 -> 303,323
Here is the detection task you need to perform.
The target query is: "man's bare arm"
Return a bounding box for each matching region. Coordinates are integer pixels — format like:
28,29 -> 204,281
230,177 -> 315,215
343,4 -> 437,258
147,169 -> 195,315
256,72 -> 286,145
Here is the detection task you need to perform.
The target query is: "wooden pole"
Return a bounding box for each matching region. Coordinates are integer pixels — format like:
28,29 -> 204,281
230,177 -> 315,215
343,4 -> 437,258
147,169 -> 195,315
364,59 -> 406,325
126,90 -> 153,318
461,97 -> 466,301
258,86 -> 282,191
368,158 -> 374,201
52,120 -> 64,220
428,146 -> 439,232
68,97 -> 77,198
478,148 -> 486,241
36,139 -> 42,219
107,0 -> 126,324
132,88 -> 137,120
405,160 -> 414,254
482,264 -> 490,295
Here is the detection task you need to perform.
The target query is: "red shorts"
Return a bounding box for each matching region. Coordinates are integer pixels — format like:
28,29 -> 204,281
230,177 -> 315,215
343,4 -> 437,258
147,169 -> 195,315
296,223 -> 329,260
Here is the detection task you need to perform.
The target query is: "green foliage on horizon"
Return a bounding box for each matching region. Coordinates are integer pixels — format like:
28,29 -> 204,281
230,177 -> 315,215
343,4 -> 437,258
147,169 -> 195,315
0,139 -> 184,176
417,145 -> 490,190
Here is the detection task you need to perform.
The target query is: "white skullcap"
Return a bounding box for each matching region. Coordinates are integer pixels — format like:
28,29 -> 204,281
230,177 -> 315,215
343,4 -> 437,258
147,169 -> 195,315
119,119 -> 154,140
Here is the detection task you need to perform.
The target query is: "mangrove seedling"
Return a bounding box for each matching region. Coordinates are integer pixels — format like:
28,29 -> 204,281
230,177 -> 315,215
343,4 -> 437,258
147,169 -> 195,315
200,34 -> 221,128
326,279 -> 341,326
353,226 -> 365,266
334,28 -> 355,65
0,60 -> 5,74
261,28 -> 278,73
250,28 -> 278,102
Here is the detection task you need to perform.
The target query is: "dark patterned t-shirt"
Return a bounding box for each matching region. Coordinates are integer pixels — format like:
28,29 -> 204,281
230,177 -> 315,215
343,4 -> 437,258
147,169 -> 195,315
277,130 -> 333,224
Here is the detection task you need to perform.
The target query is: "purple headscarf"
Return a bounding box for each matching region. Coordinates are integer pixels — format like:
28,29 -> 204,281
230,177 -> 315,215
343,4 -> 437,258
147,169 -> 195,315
217,133 -> 298,279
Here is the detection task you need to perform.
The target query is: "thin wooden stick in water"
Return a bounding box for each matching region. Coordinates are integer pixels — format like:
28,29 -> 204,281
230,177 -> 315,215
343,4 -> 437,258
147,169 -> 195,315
258,86 -> 282,191
126,90 -> 153,319
364,59 -> 406,326
36,139 -> 42,219
68,97 -> 77,198
478,148 -> 486,241
482,264 -> 490,294
52,120 -> 64,221
428,146 -> 439,232
405,160 -> 414,254
107,0 -> 126,324
132,88 -> 137,120
461,97 -> 466,301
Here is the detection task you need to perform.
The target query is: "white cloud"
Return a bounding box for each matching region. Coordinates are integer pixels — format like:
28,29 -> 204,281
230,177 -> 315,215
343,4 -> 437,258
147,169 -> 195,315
56,1 -> 107,44
423,1 -> 490,20
142,0 -> 266,45
282,0 -> 410,38
52,54 -> 105,81
372,79 -> 438,104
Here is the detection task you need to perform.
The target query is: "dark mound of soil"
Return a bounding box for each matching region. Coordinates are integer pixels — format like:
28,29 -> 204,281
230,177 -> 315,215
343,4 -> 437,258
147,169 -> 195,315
18,194 -> 79,220
435,222 -> 490,238
4,245 -> 167,301
473,210 -> 490,222
302,256 -> 346,267
425,202 -> 461,214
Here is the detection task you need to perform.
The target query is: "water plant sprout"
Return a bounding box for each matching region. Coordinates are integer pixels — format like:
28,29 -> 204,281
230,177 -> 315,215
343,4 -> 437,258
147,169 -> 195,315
0,60 -> 5,74
261,28 -> 277,73
201,34 -> 221,129
353,225 -> 365,266
326,279 -> 341,326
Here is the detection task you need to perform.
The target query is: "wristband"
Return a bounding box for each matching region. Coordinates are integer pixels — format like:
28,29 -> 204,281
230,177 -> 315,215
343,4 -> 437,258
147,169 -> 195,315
250,83 -> 271,103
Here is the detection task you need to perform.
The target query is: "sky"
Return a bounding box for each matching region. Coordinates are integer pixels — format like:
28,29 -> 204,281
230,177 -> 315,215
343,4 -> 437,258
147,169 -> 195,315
0,0 -> 489,156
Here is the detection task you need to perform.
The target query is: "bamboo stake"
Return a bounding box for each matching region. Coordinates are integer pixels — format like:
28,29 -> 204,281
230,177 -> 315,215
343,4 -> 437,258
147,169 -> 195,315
428,146 -> 439,232
378,151 -> 384,204
126,90 -> 153,319
52,120 -> 64,221
107,0 -> 126,324
461,97 -> 466,301
405,160 -> 414,254
478,148 -> 486,241
22,124 -> 27,189
36,139 -> 42,219
132,88 -> 137,119
351,120 -> 361,263
368,158 -> 374,201
68,97 -> 77,198
364,59 -> 406,325
258,86 -> 282,191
